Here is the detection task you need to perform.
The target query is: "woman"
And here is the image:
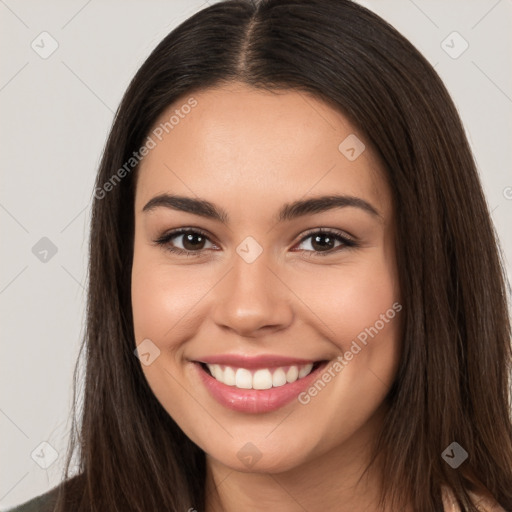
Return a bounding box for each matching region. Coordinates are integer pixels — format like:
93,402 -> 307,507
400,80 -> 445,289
10,0 -> 512,510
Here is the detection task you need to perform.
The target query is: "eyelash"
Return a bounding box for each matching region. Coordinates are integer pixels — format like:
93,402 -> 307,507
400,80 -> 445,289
153,227 -> 359,258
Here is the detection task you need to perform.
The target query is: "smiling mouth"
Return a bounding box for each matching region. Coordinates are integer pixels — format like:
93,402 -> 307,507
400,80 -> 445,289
200,361 -> 325,390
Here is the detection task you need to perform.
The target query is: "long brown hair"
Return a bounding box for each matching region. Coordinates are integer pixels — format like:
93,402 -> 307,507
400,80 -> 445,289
51,0 -> 512,510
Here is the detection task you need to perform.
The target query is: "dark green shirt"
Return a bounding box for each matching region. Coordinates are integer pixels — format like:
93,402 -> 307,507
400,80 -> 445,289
6,486 -> 59,512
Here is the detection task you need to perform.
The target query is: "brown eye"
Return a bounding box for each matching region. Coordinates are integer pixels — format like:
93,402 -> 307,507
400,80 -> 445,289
294,229 -> 357,256
180,232 -> 208,251
154,228 -> 215,256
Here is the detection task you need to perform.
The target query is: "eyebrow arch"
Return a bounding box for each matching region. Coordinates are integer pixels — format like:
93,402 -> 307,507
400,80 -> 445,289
142,193 -> 382,223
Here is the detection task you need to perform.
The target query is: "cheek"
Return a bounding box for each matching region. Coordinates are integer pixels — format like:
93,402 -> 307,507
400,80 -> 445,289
131,246 -> 212,347
291,253 -> 400,353
131,266 -> 175,346
289,256 -> 401,447
130,245 -> 212,428
289,249 -> 402,415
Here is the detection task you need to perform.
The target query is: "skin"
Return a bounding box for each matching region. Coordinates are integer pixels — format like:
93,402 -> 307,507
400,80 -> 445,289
131,83 -> 405,511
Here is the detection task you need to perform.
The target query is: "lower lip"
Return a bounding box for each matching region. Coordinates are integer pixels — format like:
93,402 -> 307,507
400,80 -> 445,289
194,361 -> 328,414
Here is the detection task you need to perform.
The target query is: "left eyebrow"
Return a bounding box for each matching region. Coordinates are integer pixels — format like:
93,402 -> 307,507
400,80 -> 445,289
142,193 -> 382,224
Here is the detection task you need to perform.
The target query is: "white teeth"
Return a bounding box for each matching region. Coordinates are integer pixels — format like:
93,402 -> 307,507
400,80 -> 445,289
272,368 -> 287,387
235,368 -> 252,389
286,366 -> 299,383
205,363 -> 317,389
253,369 -> 273,390
298,363 -> 313,378
223,366 -> 236,386
210,364 -> 222,380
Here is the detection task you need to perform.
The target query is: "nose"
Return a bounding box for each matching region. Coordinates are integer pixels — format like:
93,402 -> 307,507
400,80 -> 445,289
211,250 -> 294,338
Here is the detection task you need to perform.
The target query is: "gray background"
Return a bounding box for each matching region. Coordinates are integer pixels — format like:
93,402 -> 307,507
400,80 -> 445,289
1,0 -> 511,509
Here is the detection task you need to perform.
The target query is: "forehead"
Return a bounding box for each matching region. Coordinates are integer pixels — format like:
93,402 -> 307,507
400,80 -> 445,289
135,83 -> 391,221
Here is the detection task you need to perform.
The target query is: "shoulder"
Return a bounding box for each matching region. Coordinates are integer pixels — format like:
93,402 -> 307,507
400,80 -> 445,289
441,484 -> 507,512
5,474 -> 85,512
5,486 -> 59,512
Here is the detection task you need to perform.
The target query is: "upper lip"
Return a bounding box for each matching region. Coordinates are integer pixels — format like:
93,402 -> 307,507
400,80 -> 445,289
195,354 -> 324,369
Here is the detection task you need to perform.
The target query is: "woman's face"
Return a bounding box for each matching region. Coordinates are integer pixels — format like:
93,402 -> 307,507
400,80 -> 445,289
131,83 -> 401,473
